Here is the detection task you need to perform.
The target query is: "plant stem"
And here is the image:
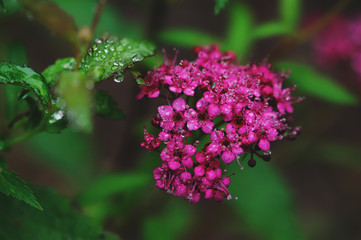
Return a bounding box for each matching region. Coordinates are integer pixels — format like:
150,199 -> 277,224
75,0 -> 108,70
6,106 -> 59,147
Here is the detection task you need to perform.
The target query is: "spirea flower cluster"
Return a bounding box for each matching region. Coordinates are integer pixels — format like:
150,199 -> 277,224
313,16 -> 361,78
139,45 -> 301,204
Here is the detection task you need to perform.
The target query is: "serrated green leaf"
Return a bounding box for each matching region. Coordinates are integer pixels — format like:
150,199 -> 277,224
0,62 -> 51,107
0,156 -> 42,210
80,38 -> 155,82
214,0 -> 228,14
42,57 -> 76,87
223,2 -> 253,58
253,21 -> 290,39
56,71 -> 93,132
228,156 -> 305,240
95,90 -> 125,120
280,0 -> 300,32
158,29 -> 219,48
78,172 -> 149,205
276,61 -> 358,105
0,188 -> 119,240
143,200 -> 194,240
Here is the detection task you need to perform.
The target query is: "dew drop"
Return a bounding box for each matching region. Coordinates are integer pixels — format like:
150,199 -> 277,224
132,53 -> 143,62
114,72 -> 124,83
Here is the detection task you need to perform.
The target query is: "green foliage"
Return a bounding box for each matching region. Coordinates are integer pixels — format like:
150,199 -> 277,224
158,29 -> 219,48
276,61 -> 358,105
95,90 -> 125,120
56,71 -> 93,132
253,21 -> 290,39
78,172 -> 149,205
280,0 -> 300,32
0,0 -> 19,15
0,0 -> 5,12
0,156 -> 42,210
44,109 -> 68,133
42,57 -> 76,87
25,129 -> 96,181
51,0 -> 143,39
0,188 -> 119,240
253,0 -> 300,39
80,38 -> 155,82
142,200 -> 194,240
214,0 -> 229,14
223,2 -> 253,58
0,62 -> 51,107
228,156 -> 305,240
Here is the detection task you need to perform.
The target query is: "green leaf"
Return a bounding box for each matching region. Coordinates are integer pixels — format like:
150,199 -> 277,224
78,172 -> 149,205
25,129 -> 96,182
94,90 -> 125,120
23,95 -> 43,129
280,0 -> 300,32
223,2 -> 253,58
214,0 -> 228,14
18,0 -> 80,51
158,29 -> 219,48
0,156 -> 42,210
228,156 -> 305,240
0,188 -> 119,240
0,0 -> 5,12
56,71 -> 93,132
42,57 -> 76,87
142,200 -> 194,240
0,0 -> 20,15
0,62 -> 51,107
253,21 -> 290,39
80,38 -> 155,82
276,61 -> 358,105
51,0 -> 143,39
44,110 -> 68,133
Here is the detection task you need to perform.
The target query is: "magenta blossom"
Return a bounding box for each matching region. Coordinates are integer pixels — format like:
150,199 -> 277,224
313,16 -> 361,81
139,45 -> 301,203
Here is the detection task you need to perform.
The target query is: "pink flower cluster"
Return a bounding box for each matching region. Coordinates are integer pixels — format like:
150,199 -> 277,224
139,45 -> 300,203
313,16 -> 361,77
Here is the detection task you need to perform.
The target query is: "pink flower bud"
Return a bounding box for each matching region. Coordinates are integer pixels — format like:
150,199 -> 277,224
259,139 -> 270,151
194,165 -> 205,176
175,185 -> 188,196
204,189 -> 214,199
221,151 -> 235,164
168,160 -> 181,170
182,157 -> 193,168
172,97 -> 187,111
180,172 -> 192,182
206,170 -> 217,181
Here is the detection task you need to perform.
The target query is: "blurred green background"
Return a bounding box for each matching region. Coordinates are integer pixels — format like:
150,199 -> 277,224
1,0 -> 361,239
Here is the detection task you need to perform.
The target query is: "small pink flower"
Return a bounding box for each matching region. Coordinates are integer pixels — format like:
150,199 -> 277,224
139,45 -> 300,204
